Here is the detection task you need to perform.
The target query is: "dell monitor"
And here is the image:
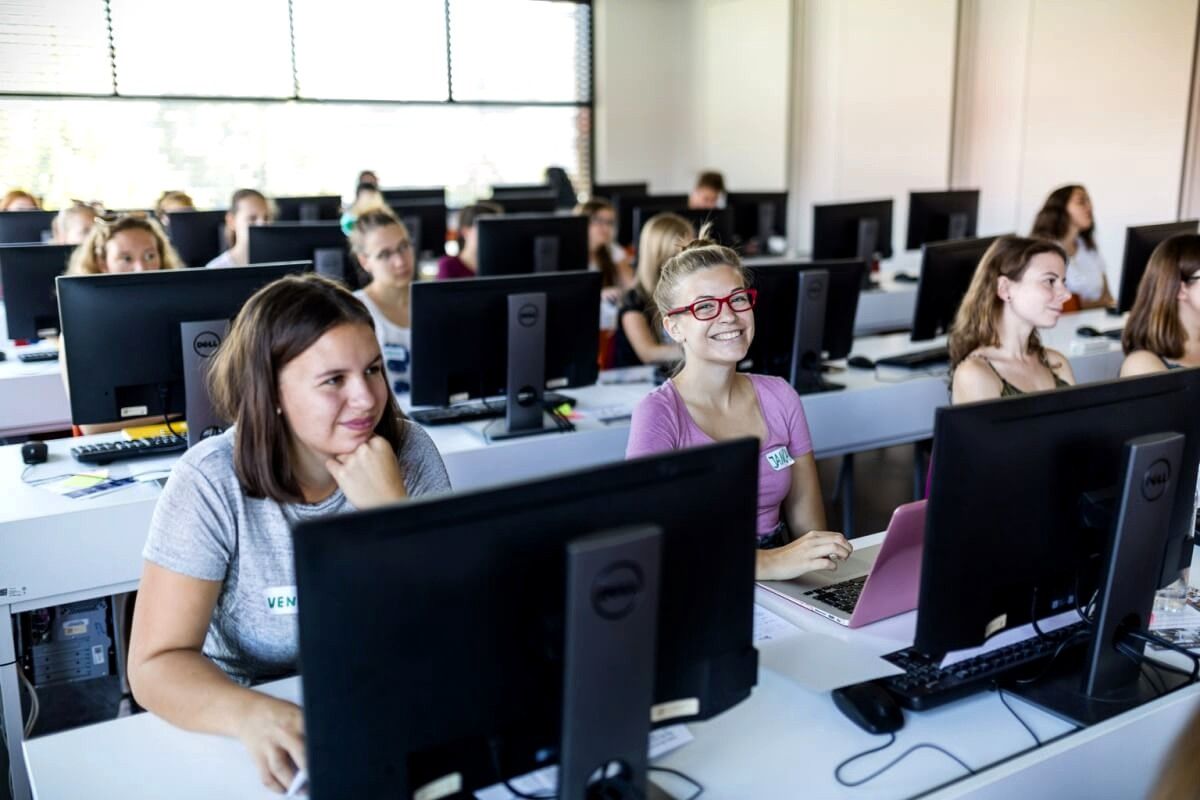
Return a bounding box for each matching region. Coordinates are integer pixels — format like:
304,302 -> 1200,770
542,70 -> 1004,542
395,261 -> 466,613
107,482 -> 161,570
380,187 -> 445,205
293,439 -> 759,800
742,259 -> 865,393
811,199 -> 894,261
57,261 -> 311,427
729,192 -> 788,255
593,181 -> 648,202
631,205 -> 734,249
165,209 -> 227,268
475,214 -> 589,277
915,371 -> 1200,724
491,182 -> 551,198
248,223 -> 356,287
618,194 -> 687,248
905,190 -> 979,250
273,195 -> 341,223
0,210 -> 55,244
410,271 -> 600,439
910,234 -> 1001,341
0,244 -> 72,339
386,199 -> 448,261
1116,220 -> 1200,313
491,191 -> 559,215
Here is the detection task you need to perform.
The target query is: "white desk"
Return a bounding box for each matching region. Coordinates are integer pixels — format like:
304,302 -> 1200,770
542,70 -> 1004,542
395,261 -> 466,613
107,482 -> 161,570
0,343 -> 69,439
854,250 -> 923,336
24,533 -> 1200,800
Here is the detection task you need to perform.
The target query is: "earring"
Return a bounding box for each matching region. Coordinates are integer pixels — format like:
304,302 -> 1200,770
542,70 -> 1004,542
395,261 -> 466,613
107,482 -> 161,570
275,407 -> 282,415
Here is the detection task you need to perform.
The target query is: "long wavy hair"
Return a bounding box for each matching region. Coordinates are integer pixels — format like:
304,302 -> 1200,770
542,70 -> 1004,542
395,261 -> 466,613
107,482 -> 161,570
1031,184 -> 1096,250
1122,234 -> 1200,359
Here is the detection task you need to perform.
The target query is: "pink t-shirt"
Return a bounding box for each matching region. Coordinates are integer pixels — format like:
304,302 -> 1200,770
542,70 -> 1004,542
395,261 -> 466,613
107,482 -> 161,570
625,374 -> 814,537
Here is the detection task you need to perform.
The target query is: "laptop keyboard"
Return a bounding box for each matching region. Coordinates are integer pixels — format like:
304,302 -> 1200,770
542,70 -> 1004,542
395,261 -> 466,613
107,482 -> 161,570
803,575 -> 867,614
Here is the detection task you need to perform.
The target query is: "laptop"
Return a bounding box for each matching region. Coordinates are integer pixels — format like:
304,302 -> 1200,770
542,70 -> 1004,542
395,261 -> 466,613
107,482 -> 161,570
757,500 -> 926,628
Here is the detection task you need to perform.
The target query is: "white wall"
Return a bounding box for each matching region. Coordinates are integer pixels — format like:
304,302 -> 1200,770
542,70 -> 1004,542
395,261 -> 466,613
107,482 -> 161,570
953,0 -> 1198,290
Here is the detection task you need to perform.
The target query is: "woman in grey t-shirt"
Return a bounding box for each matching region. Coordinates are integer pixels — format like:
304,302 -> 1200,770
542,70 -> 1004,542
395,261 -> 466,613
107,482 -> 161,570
128,273 -> 450,793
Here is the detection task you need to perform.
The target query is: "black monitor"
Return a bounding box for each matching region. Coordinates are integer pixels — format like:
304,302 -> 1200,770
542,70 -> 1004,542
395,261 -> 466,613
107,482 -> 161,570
0,244 -> 72,339
619,194 -> 687,248
812,199 -> 894,261
0,210 -> 55,244
905,190 -> 979,250
293,439 -> 759,799
57,262 -> 311,426
380,187 -> 445,205
910,235 -> 1001,341
273,195 -> 341,223
631,205 -> 734,249
728,192 -> 788,254
742,259 -> 865,392
248,223 -> 356,287
475,214 -> 589,277
1116,220 -> 1200,313
410,272 -> 599,437
491,183 -> 551,198
491,192 -> 559,215
917,371 -> 1200,724
593,181 -> 648,201
165,209 -> 227,268
386,199 -> 448,261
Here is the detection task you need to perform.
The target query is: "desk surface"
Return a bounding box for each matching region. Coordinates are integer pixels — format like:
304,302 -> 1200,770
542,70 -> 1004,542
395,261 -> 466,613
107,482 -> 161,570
24,533 -> 1200,800
0,341 -> 69,438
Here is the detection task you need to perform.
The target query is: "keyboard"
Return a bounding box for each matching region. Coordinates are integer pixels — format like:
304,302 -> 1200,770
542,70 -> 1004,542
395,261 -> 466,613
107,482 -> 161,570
804,575 -> 867,614
880,621 -> 1089,710
18,351 -> 58,363
72,435 -> 187,465
410,392 -> 576,426
875,345 -> 950,369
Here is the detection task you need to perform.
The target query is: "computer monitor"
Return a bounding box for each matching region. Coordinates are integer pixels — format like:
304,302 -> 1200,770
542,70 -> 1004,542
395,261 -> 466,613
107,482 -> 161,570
917,371 -> 1200,723
0,210 -> 55,244
1115,220 -> 1200,313
905,190 -> 979,250
165,209 -> 227,268
617,194 -> 686,249
491,183 -> 551,198
593,181 -> 648,201
811,199 -> 894,261
910,234 -> 1001,341
380,187 -> 445,205
386,199 -> 448,261
248,223 -> 356,287
475,214 -> 589,277
491,192 -> 559,215
410,271 -> 600,438
293,439 -> 759,799
57,261 -> 312,426
631,205 -> 734,249
742,259 -> 865,392
0,244 -> 72,339
273,195 -> 341,223
728,192 -> 788,254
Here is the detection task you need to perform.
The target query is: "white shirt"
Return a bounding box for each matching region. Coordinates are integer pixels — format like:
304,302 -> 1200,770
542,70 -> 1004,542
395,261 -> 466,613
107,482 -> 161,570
354,289 -> 412,395
204,250 -> 237,269
1065,238 -> 1108,302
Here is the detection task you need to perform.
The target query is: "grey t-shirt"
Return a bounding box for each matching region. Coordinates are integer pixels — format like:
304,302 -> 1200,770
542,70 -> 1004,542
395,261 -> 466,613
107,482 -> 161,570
143,423 -> 451,684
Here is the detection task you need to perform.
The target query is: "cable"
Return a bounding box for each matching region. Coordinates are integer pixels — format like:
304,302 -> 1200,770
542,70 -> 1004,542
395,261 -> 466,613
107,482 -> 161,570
833,733 -> 975,788
1013,629 -> 1090,685
17,667 -> 39,737
20,466 -> 91,486
1122,629 -> 1200,683
647,766 -> 703,800
994,686 -> 1041,745
158,384 -> 183,441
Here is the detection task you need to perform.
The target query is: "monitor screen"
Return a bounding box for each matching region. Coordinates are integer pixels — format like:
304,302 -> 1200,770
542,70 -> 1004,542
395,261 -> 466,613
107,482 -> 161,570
165,209 -> 227,268
247,223 -> 355,286
910,235 -> 1001,341
812,199 -> 894,261
0,244 -> 73,339
273,195 -> 341,223
475,214 -> 589,277
380,187 -> 445,205
386,200 -> 448,261
619,194 -> 687,248
728,192 -> 788,253
905,190 -> 979,250
0,210 -> 55,245
630,205 -> 733,249
489,192 -> 559,215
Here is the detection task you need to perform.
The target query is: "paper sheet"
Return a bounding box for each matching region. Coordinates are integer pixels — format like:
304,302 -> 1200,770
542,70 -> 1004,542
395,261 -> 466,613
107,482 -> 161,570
938,609 -> 1079,669
753,605 -> 803,643
757,631 -> 904,691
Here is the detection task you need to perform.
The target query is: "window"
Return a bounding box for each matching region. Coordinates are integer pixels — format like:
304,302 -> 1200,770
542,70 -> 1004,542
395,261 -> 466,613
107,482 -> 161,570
0,0 -> 112,94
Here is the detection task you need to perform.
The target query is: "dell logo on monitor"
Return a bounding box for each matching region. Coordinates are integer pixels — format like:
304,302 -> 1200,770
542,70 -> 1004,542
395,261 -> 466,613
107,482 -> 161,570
1142,459 -> 1171,502
517,303 -> 540,328
192,331 -> 222,358
592,562 -> 644,620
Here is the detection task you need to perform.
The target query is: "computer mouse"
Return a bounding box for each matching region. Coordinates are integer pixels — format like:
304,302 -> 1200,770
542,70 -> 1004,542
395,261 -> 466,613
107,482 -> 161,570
847,355 -> 876,370
1076,326 -> 1101,338
832,681 -> 904,734
893,272 -> 920,283
21,440 -> 48,465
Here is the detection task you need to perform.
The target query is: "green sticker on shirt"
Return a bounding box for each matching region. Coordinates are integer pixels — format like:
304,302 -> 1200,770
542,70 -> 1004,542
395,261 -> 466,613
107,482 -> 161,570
765,447 -> 795,471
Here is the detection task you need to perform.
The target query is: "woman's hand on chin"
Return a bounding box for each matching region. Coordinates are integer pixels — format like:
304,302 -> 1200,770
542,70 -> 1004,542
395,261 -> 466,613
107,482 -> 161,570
325,435 -> 407,509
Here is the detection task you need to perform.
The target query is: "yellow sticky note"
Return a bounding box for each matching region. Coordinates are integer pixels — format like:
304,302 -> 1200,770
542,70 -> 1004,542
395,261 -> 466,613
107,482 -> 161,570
61,475 -> 105,490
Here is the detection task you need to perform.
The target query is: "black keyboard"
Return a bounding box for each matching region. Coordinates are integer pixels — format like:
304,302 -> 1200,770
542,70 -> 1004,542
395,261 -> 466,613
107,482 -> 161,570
880,621 -> 1089,710
410,392 -> 576,426
804,575 -> 867,614
72,435 -> 187,465
18,351 -> 59,363
875,346 -> 950,369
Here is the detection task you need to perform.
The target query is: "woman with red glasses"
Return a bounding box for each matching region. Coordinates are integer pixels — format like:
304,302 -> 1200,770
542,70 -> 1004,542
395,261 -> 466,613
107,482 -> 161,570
625,231 -> 852,580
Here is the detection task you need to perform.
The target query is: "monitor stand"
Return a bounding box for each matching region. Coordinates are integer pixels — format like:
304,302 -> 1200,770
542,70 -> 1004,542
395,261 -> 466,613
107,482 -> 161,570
757,202 -> 777,246
947,212 -> 969,240
534,236 -> 561,273
560,524 -> 671,800
315,247 -> 348,285
855,218 -> 879,263
486,292 -> 562,441
790,270 -> 843,395
1010,432 -> 1190,726
179,319 -> 230,447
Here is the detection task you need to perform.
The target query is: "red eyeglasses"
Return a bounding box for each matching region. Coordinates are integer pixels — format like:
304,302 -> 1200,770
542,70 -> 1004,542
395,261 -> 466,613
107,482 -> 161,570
666,288 -> 757,321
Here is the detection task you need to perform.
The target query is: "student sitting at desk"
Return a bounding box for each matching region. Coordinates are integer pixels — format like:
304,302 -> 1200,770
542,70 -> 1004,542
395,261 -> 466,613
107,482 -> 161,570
576,198 -> 634,298
1120,234 -> 1200,376
205,188 -> 273,269
949,236 -> 1075,403
349,206 -> 414,393
688,170 -> 725,210
625,232 -> 852,580
51,202 -> 97,245
0,188 -> 39,211
127,274 -> 450,793
1031,184 -> 1113,310
612,212 -> 691,367
154,189 -> 195,225
436,201 -> 500,279
66,213 -> 182,274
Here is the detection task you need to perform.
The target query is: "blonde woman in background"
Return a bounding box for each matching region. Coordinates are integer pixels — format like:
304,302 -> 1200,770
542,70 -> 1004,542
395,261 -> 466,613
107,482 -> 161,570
52,203 -> 98,246
612,212 -> 692,367
155,190 -> 196,225
67,214 -> 182,275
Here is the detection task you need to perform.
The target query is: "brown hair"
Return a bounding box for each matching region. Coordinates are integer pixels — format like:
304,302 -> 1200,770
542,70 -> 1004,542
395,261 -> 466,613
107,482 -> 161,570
66,214 -> 182,275
695,171 -> 726,194
576,198 -> 619,288
455,201 -> 502,247
1031,184 -> 1096,250
155,190 -> 194,219
653,225 -> 746,320
208,273 -> 407,503
635,212 -> 695,316
1122,234 -> 1200,358
0,189 -> 39,211
225,188 -> 272,247
348,205 -> 408,254
947,235 -> 1069,368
